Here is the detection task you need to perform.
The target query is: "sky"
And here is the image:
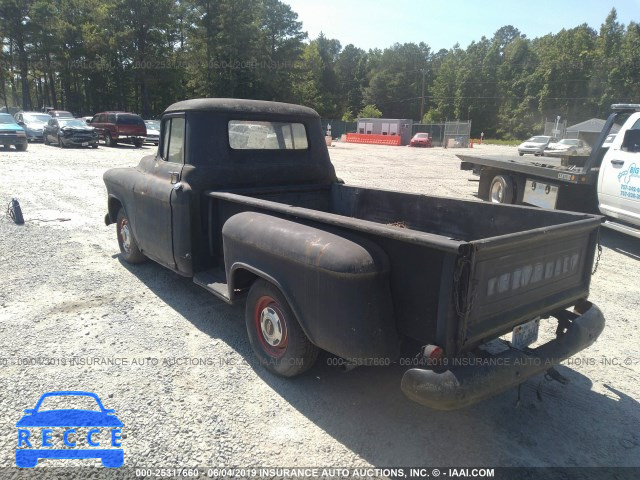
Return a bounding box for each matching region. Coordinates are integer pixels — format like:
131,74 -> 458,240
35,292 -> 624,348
283,0 -> 639,52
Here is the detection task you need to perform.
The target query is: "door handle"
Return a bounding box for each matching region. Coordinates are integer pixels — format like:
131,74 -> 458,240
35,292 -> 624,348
610,159 -> 624,167
169,171 -> 180,184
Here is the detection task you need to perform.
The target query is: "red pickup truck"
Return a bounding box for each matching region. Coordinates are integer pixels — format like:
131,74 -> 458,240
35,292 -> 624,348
90,111 -> 147,148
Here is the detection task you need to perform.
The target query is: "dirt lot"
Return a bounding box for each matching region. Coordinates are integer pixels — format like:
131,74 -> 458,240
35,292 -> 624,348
0,141 -> 639,472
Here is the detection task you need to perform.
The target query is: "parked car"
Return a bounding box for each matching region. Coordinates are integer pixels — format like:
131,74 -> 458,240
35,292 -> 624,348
14,111 -> 51,142
544,138 -> 591,157
48,110 -> 74,118
517,135 -> 556,156
43,117 -> 99,148
144,120 -> 160,145
91,111 -> 146,147
602,133 -> 616,148
409,133 -> 433,147
0,113 -> 28,151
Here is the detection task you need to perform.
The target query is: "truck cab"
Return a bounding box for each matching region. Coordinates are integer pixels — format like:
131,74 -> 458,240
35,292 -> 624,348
598,111 -> 640,237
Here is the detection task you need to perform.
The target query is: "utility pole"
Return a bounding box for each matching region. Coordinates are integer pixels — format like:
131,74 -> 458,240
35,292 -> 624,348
419,69 -> 426,122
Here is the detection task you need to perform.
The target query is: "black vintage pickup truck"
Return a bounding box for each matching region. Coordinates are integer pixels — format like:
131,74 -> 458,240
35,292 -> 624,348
104,99 -> 605,410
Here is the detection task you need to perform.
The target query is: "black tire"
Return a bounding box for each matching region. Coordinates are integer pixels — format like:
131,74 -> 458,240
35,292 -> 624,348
15,143 -> 28,151
489,175 -> 515,204
245,279 -> 319,377
105,132 -> 116,147
518,152 -> 524,156
133,139 -> 143,148
116,208 -> 146,264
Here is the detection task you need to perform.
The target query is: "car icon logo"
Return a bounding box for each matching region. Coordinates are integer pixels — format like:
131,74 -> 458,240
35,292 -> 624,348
15,391 -> 124,468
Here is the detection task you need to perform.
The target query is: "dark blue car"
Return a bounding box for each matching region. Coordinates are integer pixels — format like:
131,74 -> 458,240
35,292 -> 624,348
15,391 -> 123,468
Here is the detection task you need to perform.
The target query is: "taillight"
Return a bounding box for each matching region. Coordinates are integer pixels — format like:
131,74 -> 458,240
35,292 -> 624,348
421,344 -> 444,360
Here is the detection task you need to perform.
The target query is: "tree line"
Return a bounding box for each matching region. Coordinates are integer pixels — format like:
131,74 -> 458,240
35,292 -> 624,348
1,1 -> 637,138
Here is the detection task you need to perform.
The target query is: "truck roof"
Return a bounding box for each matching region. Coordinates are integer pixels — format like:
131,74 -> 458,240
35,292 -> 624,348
164,98 -> 320,118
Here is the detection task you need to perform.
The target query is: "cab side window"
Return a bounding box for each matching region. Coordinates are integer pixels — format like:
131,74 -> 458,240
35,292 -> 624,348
160,117 -> 185,164
622,119 -> 640,153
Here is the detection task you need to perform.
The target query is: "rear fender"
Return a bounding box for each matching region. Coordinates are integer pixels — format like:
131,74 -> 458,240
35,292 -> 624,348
222,212 -> 400,361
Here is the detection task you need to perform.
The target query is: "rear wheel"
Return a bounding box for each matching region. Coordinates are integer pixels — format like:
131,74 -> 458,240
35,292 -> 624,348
245,279 -> 318,377
133,139 -> 144,148
490,175 -> 515,204
15,143 -> 27,151
116,208 -> 146,264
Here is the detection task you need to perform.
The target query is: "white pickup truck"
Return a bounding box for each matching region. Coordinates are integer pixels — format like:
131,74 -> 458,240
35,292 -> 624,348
459,103 -> 640,239
597,111 -> 640,237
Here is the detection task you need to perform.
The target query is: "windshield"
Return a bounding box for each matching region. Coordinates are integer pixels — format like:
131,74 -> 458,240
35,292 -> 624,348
415,133 -> 429,138
24,113 -> 51,123
145,120 -> 160,129
0,114 -> 17,124
558,139 -> 579,146
526,136 -> 549,143
37,395 -> 101,412
59,119 -> 90,128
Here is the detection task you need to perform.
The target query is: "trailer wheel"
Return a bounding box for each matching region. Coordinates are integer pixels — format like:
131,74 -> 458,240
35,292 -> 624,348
490,175 -> 515,204
246,279 -> 318,377
116,208 -> 146,264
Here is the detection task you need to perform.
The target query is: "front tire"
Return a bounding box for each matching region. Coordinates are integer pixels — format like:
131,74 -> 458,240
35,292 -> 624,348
490,175 -> 515,204
15,143 -> 27,151
116,209 -> 146,264
245,279 -> 318,377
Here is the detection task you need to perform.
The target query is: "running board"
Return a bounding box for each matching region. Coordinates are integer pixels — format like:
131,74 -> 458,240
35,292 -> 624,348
193,269 -> 231,303
603,220 -> 640,239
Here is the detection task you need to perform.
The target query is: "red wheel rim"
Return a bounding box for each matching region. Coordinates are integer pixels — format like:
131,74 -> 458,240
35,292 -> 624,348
254,295 -> 288,358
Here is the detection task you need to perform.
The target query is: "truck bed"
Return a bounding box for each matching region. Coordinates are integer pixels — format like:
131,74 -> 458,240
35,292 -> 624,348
204,184 -> 602,355
458,153 -> 598,184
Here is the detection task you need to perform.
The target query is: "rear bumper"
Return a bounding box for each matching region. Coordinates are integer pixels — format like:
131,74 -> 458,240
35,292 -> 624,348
0,135 -> 27,145
401,302 -> 605,410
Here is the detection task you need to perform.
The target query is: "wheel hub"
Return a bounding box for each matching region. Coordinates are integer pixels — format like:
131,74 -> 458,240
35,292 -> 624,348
259,306 -> 283,347
120,220 -> 131,253
491,183 -> 503,203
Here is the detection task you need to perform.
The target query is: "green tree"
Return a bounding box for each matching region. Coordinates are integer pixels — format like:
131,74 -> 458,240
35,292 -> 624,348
357,104 -> 381,118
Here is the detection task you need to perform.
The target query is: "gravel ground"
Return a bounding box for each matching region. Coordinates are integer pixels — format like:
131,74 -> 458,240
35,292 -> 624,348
0,141 -> 639,475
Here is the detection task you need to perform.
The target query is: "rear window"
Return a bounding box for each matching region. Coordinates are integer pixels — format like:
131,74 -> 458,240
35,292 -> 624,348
228,120 -> 308,150
116,115 -> 144,126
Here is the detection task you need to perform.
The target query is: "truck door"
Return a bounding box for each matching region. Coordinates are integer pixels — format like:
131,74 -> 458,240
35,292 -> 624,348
132,116 -> 188,269
598,119 -> 640,225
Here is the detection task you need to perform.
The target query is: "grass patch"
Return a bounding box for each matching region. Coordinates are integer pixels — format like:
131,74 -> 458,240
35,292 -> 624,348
481,139 -> 520,146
